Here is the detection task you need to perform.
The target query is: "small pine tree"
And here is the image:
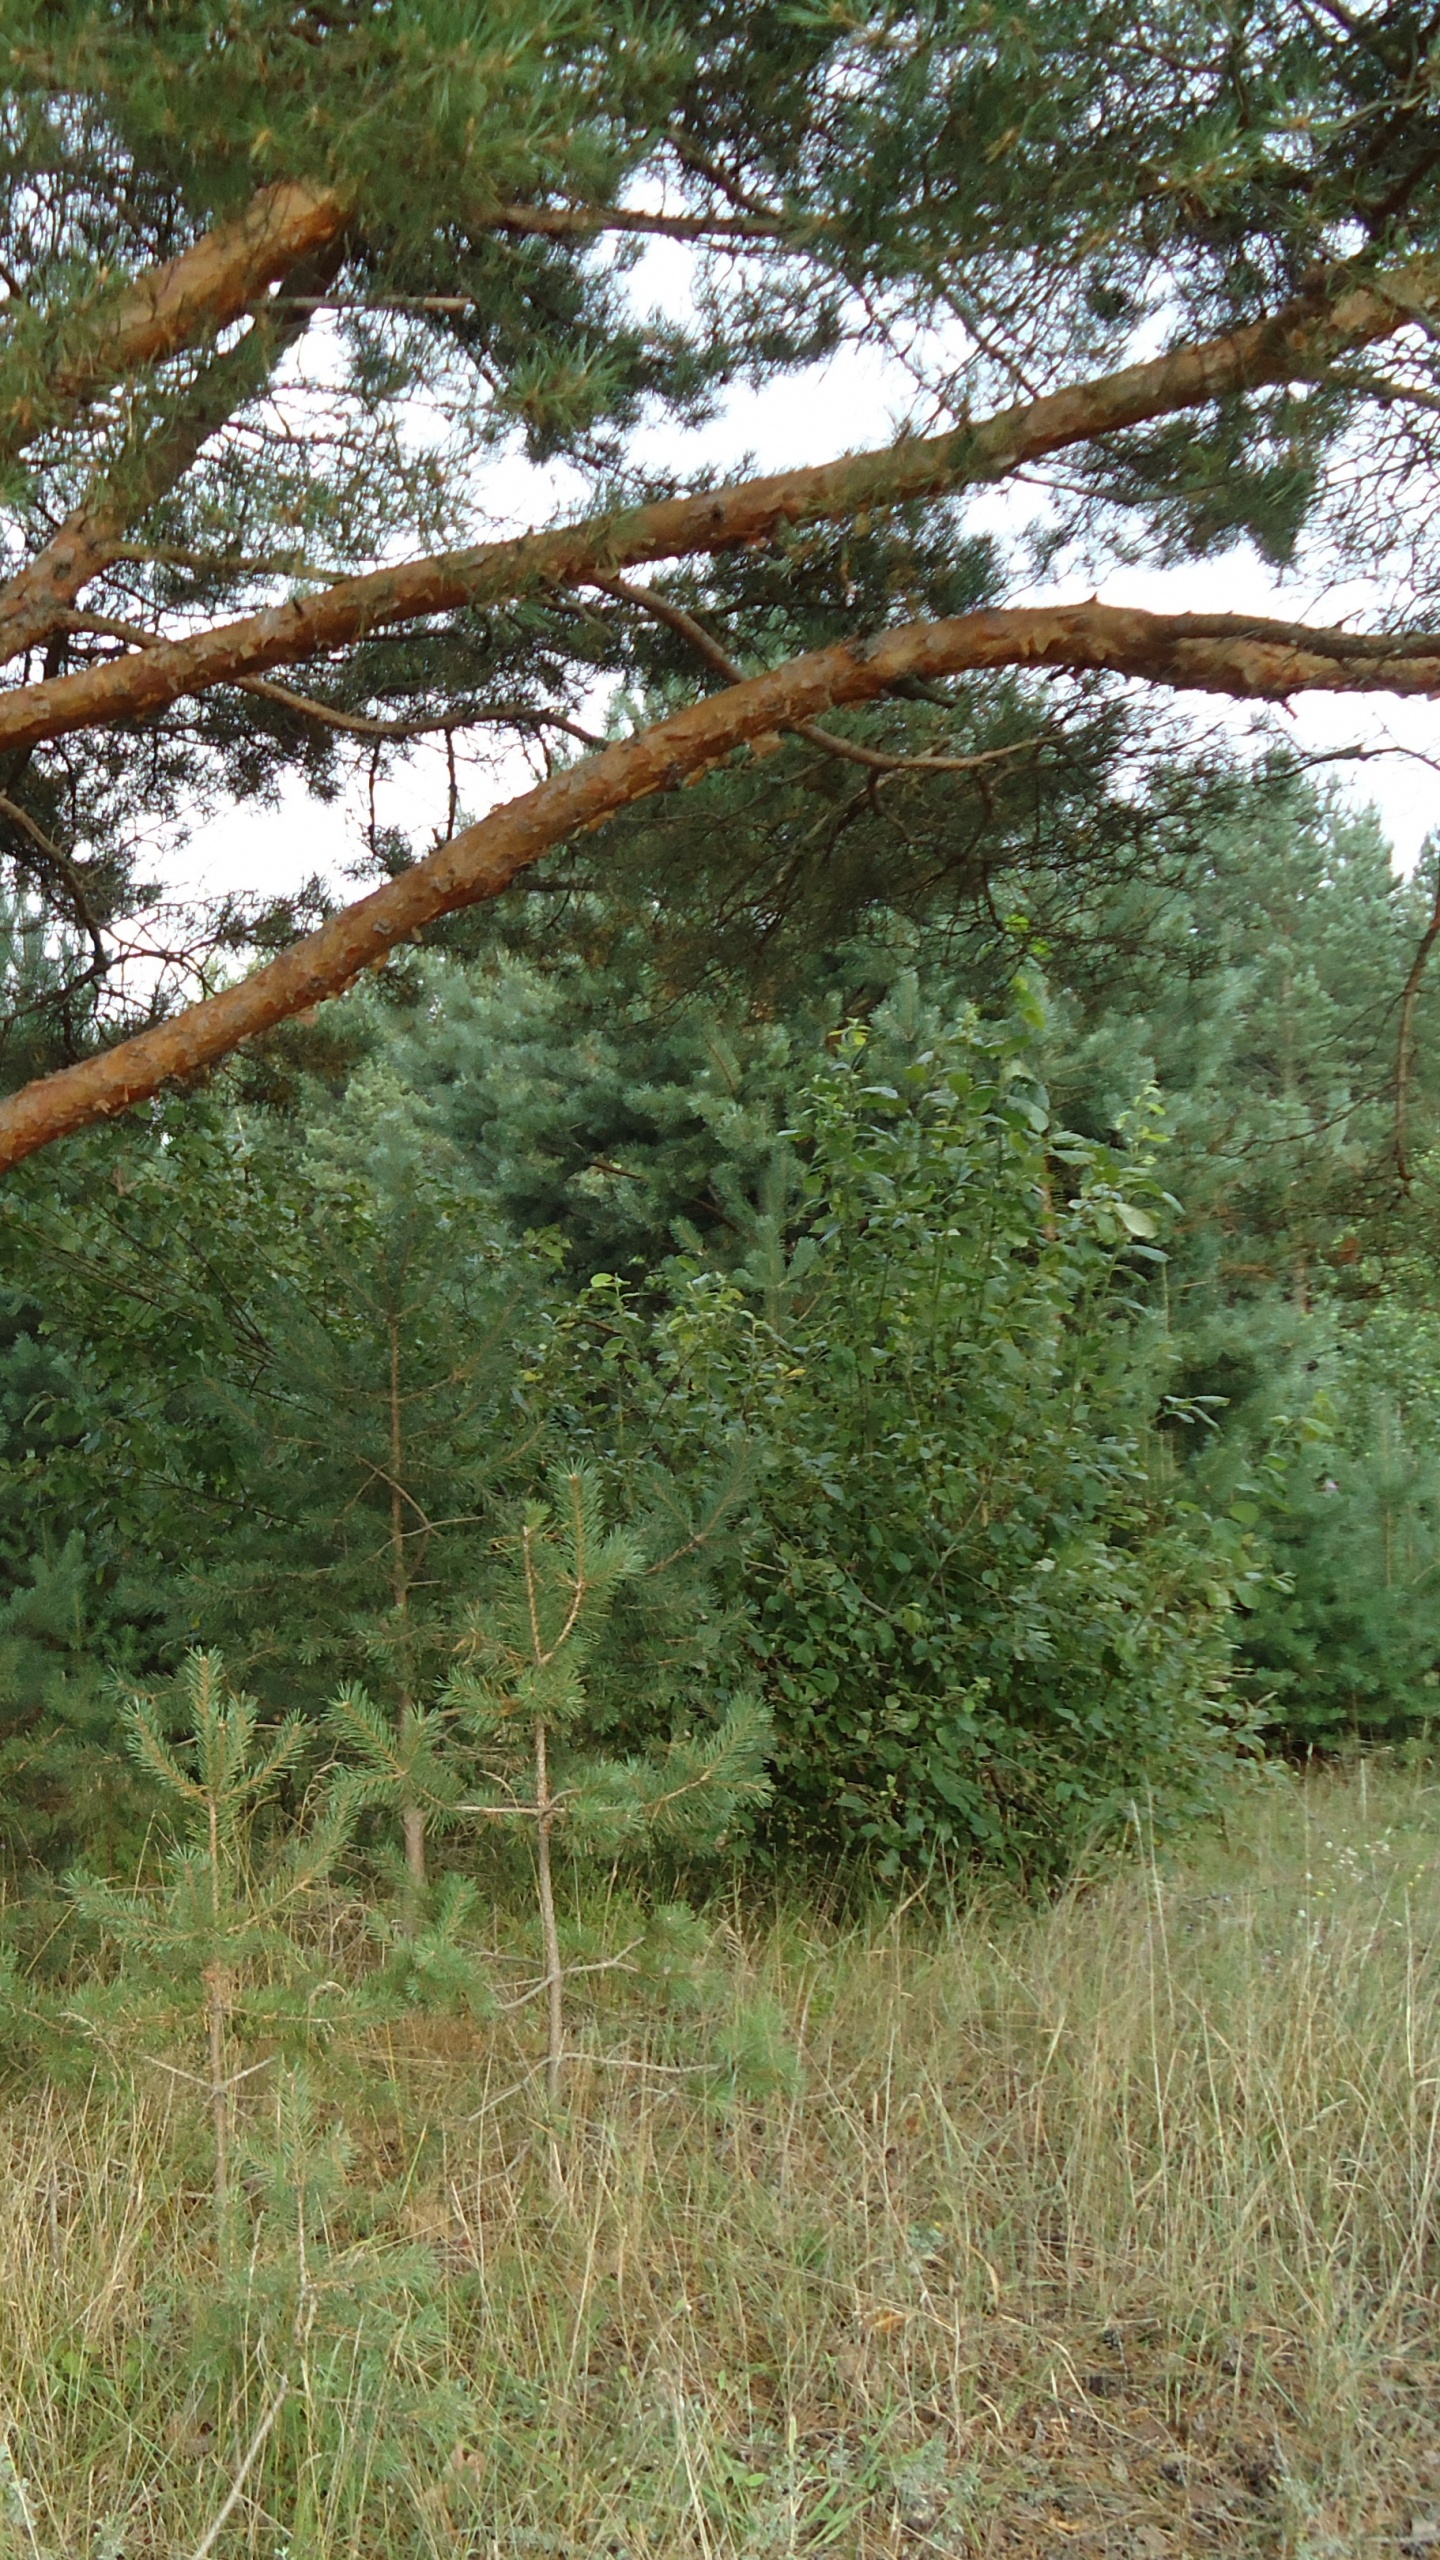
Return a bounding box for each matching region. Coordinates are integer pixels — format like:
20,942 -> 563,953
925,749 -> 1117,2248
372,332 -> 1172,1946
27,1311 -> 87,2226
68,1653 -> 358,2248
173,1083 -> 552,1894
0,1537 -> 121,1870
1239,1370 -> 1440,1744
441,1466 -> 770,2100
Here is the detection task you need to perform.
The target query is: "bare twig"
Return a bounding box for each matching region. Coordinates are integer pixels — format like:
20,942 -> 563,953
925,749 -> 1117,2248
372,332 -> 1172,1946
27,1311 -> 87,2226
594,574 -> 1041,774
144,2052 -> 274,2094
187,2380 -> 291,2560
489,1941 -> 644,2012
238,674 -> 601,750
0,791 -> 108,972
52,618 -> 602,750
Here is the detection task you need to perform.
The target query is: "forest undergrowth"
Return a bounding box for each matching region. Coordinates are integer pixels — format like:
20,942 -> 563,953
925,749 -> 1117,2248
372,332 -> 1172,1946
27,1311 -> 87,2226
2,1765 -> 1439,2560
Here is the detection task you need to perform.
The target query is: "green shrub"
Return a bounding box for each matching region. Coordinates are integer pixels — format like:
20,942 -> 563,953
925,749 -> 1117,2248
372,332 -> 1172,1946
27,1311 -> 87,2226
600,985 -> 1262,1875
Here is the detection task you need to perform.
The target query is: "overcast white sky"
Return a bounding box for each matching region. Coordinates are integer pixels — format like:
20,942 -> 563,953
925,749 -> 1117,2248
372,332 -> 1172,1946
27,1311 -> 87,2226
183,276 -> 1440,908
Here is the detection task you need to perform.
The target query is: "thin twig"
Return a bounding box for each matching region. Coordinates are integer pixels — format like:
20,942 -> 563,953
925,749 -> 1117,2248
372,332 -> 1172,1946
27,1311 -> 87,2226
489,1941 -> 644,2012
54,618 -> 603,751
459,2046 -> 731,2122
592,575 -> 1040,775
187,2381 -> 291,2560
143,2052 -> 274,2093
239,674 -> 601,749
0,790 -> 108,970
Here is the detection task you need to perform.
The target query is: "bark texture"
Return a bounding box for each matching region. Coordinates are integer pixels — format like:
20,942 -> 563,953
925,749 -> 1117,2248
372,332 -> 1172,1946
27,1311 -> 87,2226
4,597 -> 1440,1173
0,180 -> 351,467
0,253 -> 1433,756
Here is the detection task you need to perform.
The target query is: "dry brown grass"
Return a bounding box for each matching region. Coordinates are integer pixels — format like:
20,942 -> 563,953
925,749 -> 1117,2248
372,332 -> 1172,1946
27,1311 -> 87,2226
3,1761 -> 1440,2558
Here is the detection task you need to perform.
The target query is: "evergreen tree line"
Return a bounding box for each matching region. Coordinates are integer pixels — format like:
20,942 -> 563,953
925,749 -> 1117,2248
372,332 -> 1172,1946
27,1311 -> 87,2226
5,0 -> 1440,1930
2,763 -> 1438,1910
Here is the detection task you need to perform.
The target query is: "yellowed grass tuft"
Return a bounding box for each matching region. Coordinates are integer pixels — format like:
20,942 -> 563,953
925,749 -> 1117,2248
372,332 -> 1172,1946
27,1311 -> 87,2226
2,1764 -> 1440,2555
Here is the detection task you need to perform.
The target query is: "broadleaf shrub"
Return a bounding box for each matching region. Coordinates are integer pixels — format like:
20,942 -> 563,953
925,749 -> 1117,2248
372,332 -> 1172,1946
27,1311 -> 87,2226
580,987 -> 1262,1877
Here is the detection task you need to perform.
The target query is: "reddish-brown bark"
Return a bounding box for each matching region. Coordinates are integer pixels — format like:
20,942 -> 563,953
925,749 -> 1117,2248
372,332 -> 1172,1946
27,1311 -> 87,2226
0,303 -> 328,668
0,180 -> 351,466
0,253 -> 1434,753
3,597 -> 1440,1173
487,201 -> 783,241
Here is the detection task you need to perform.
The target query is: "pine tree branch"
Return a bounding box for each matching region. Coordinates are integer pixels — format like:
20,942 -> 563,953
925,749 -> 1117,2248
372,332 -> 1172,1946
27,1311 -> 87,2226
1,251 -> 1436,757
594,572 -> 1043,772
664,131 -> 783,225
0,180 -> 350,467
0,789 -> 106,969
236,675 -> 604,748
0,288 -> 331,667
278,219 -> 780,308
7,597 -> 1440,1169
0,178 -> 779,671
482,201 -> 786,243
45,615 -> 605,746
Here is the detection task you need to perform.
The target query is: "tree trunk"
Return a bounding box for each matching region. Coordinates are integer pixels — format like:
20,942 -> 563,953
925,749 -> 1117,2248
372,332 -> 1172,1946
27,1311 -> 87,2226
402,1802 -> 427,1889
534,1720 -> 564,2106
203,1961 -> 231,2253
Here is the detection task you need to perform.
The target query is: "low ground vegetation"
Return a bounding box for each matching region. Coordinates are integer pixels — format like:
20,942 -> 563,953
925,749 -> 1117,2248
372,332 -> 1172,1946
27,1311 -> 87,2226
1,1764 -> 1438,2558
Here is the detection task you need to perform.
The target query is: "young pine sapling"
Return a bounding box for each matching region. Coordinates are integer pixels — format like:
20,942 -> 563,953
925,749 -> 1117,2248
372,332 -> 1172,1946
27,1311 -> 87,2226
443,1467 -> 771,2100
68,1652 -> 357,2249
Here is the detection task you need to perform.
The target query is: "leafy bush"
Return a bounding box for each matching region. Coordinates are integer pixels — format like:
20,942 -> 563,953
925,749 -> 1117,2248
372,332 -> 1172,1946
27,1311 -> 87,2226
592,985 -> 1261,1876
0,976 -> 1270,1891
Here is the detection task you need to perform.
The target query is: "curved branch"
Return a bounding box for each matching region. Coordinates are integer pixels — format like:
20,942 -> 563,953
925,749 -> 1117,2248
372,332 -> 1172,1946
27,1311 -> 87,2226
236,674 -> 602,747
1,249 -> 1436,758
0,791 -> 107,973
45,619 -> 604,748
0,180 -> 350,465
594,572 -> 1042,771
9,597 -> 1440,1170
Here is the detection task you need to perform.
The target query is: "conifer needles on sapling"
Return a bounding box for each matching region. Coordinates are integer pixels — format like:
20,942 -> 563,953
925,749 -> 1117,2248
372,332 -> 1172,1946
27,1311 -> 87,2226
68,1652 -> 358,2250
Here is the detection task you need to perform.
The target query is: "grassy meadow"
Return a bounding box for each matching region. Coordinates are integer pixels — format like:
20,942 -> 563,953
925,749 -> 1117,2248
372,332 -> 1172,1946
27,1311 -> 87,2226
3,1764 -> 1440,2559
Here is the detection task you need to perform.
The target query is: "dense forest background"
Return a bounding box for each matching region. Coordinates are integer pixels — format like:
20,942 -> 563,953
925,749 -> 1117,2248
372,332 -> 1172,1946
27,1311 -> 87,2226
5,752 -> 1440,1901
13,10 -> 1440,2547
10,0 -> 1440,1918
